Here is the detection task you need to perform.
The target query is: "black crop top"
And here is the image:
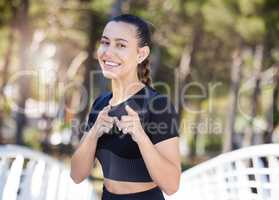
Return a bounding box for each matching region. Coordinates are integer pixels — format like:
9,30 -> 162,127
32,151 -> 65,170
84,84 -> 179,182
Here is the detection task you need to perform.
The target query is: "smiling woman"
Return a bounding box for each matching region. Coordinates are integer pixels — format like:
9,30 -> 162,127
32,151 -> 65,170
70,14 -> 181,200
97,18 -> 151,87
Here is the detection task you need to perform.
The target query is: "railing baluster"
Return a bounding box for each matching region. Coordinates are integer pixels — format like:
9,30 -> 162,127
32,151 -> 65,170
0,158 -> 10,198
0,145 -> 97,200
165,144 -> 279,200
2,155 -> 24,200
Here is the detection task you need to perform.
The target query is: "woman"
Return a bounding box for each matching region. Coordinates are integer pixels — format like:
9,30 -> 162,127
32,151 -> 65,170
70,14 -> 181,200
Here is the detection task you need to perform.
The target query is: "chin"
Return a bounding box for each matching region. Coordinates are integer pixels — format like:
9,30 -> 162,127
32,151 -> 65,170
102,70 -> 120,80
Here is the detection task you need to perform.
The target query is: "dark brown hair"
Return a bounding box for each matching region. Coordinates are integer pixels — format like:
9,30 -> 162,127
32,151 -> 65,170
109,14 -> 153,86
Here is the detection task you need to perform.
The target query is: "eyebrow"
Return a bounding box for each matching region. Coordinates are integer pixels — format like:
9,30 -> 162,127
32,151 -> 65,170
101,35 -> 128,43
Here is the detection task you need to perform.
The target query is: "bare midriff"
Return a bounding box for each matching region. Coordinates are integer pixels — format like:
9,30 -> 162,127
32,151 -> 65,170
104,178 -> 157,194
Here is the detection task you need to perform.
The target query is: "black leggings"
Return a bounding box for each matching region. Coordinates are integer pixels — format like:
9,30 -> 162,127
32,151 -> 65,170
101,185 -> 166,200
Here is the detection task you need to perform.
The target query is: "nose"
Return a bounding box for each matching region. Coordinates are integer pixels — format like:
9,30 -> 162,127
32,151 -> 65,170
102,45 -> 115,57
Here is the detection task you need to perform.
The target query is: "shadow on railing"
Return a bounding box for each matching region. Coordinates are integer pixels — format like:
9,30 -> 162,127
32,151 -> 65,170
166,144 -> 279,200
0,144 -> 98,200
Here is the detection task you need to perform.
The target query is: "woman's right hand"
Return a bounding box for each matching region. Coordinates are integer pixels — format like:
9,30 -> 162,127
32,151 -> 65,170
89,104 -> 115,139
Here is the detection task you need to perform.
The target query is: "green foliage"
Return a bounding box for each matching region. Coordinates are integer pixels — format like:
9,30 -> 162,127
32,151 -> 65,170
202,0 -> 237,40
204,134 -> 222,152
0,0 -> 21,26
236,16 -> 265,43
184,1 -> 202,17
238,0 -> 265,15
23,127 -> 41,150
90,0 -> 114,14
0,0 -> 278,159
0,26 -> 10,56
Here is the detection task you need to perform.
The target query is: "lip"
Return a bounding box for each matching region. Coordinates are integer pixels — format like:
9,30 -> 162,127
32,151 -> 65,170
103,60 -> 121,70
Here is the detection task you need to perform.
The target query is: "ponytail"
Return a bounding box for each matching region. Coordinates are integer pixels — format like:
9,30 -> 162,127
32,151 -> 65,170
138,58 -> 152,86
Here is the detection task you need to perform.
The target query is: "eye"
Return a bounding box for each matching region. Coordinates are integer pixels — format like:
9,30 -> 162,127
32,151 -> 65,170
100,40 -> 109,45
116,43 -> 126,48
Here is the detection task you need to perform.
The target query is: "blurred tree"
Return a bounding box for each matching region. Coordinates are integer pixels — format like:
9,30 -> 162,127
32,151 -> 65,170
0,0 -> 278,162
261,0 -> 279,143
239,0 -> 279,146
0,1 -> 17,94
111,0 -> 125,17
15,0 -> 32,145
243,45 -> 264,146
189,104 -> 202,158
0,0 -> 18,143
223,49 -> 243,152
263,66 -> 279,143
199,0 -> 279,151
77,1 -> 103,140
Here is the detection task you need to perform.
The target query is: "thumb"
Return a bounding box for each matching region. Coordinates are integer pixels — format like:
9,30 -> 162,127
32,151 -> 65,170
113,117 -> 121,130
113,117 -> 120,124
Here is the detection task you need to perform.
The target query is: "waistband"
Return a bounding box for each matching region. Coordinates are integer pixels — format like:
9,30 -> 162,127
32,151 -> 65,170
102,185 -> 165,200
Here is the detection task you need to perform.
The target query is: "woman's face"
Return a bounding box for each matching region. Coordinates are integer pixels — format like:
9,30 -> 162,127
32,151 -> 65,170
97,21 -> 141,81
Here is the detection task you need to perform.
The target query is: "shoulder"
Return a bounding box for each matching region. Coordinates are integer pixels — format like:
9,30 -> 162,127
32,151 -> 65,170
145,87 -> 176,113
143,87 -> 180,144
144,85 -> 169,104
90,91 -> 112,111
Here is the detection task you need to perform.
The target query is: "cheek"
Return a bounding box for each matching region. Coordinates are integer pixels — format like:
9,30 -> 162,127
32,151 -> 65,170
96,46 -> 104,60
119,49 -> 138,65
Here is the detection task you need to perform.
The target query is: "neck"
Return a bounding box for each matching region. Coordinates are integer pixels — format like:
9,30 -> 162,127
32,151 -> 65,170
110,74 -> 145,106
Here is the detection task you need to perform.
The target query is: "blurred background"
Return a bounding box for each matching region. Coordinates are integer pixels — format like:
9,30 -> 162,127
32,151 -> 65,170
0,0 -> 278,198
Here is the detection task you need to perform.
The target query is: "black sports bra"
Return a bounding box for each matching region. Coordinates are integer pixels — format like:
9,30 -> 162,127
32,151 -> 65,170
85,85 -> 179,182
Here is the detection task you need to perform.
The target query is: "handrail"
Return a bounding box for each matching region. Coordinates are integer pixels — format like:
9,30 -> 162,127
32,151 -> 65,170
166,144 -> 279,200
0,144 -> 98,200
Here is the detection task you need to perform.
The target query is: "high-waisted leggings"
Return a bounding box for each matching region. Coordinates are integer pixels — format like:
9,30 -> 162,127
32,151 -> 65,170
101,185 -> 166,200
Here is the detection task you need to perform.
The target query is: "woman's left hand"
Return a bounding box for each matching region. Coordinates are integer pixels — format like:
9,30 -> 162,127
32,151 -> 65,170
115,105 -> 146,143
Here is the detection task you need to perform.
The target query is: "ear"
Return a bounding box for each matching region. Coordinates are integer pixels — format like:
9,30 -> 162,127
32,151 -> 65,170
137,46 -> 150,64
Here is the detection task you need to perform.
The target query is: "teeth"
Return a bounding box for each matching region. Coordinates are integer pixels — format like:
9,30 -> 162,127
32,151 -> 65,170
105,61 -> 120,67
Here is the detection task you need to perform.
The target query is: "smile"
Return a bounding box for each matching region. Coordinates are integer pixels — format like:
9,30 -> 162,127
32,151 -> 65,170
103,60 -> 121,68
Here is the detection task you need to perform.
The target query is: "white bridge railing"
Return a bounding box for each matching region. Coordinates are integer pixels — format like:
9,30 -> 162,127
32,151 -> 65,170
0,145 -> 98,200
3,144 -> 278,200
167,144 -> 279,200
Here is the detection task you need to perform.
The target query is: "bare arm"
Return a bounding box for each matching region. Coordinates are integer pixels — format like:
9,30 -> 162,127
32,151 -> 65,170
70,131 -> 99,184
137,135 -> 181,196
117,105 -> 181,195
70,105 -> 114,183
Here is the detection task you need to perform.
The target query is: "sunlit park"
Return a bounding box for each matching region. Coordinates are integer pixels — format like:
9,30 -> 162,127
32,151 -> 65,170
0,0 -> 279,200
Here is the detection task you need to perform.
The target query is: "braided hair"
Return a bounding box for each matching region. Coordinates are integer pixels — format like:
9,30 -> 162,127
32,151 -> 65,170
109,14 -> 153,86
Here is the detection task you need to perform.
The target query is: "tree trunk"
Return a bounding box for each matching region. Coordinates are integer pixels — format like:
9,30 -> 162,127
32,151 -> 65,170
76,11 -> 102,139
263,66 -> 279,143
174,16 -> 203,163
243,45 -> 264,146
110,0 -> 125,17
189,103 -> 202,159
176,16 -> 203,119
0,26 -> 15,95
176,47 -> 191,118
15,0 -> 31,145
0,22 -> 15,144
223,49 -> 243,152
262,26 -> 278,143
